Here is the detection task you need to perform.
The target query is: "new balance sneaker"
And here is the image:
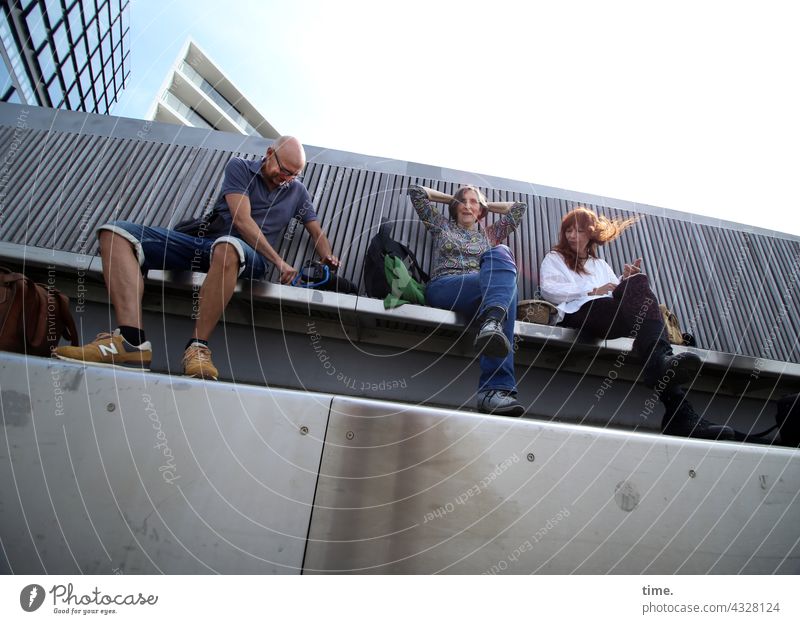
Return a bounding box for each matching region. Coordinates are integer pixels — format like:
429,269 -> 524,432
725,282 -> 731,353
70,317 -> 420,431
53,329 -> 152,370
182,343 -> 219,380
477,390 -> 525,417
474,318 -> 511,358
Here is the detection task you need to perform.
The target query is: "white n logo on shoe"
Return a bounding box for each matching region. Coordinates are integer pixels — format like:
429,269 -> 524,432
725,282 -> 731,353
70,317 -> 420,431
98,343 -> 119,357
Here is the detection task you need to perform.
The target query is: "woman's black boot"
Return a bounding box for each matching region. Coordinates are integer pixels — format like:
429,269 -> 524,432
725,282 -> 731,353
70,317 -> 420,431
636,320 -> 701,389
660,388 -> 735,440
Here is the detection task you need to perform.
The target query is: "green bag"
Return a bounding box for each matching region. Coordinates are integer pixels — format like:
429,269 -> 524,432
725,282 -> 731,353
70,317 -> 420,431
383,255 -> 426,309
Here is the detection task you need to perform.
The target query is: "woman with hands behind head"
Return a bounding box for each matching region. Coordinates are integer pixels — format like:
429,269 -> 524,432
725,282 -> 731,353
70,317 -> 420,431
408,184 -> 526,417
539,207 -> 734,440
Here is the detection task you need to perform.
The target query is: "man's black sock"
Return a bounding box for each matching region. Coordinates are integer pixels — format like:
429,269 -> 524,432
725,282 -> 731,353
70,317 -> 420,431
185,338 -> 209,350
119,326 -> 146,346
480,306 -> 507,323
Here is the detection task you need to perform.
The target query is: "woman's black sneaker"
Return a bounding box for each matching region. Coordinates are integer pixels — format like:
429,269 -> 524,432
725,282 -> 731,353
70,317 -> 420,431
477,390 -> 524,417
474,318 -> 511,358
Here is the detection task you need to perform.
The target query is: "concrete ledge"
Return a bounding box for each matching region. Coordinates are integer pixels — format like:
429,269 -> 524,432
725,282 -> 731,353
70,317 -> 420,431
3,352 -> 797,574
0,352 -> 332,574
3,242 -> 800,395
305,393 -> 800,573
0,243 -> 101,275
355,296 -> 467,330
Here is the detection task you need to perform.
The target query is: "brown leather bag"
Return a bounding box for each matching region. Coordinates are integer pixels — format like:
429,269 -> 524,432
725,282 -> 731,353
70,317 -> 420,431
0,267 -> 79,356
517,299 -> 558,325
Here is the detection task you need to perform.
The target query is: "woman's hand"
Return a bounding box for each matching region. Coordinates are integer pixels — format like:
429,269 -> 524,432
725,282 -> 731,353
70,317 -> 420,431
623,258 -> 642,279
418,185 -> 453,204
589,282 -> 616,296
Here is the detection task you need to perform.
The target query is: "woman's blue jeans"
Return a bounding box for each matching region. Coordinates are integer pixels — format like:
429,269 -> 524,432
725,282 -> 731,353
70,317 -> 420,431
425,245 -> 518,393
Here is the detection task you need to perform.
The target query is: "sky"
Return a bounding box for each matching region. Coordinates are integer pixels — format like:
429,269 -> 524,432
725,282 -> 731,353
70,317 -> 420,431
113,0 -> 800,237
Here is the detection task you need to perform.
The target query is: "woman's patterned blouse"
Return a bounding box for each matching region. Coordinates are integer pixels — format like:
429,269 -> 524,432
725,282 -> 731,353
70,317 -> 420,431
408,184 -> 527,280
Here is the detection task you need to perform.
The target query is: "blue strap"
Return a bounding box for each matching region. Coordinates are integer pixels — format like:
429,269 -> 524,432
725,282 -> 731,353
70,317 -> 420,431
291,263 -> 330,288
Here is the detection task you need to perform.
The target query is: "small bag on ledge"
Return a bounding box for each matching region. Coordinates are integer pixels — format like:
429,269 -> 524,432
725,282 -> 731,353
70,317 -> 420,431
517,299 -> 558,325
659,304 -> 696,346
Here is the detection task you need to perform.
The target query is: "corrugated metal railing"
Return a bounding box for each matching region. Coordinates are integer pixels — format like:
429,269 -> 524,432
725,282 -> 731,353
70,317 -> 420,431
1,105 -> 798,363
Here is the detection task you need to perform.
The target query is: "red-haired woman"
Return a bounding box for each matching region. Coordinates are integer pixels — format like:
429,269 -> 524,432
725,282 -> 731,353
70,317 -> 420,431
540,207 -> 733,440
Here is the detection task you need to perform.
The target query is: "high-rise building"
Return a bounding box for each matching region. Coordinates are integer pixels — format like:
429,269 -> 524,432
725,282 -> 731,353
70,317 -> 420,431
0,0 -> 130,113
147,39 -> 278,138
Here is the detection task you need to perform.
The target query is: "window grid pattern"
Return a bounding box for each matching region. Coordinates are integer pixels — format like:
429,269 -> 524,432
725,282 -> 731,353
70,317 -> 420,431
0,8 -> 37,103
1,0 -> 130,113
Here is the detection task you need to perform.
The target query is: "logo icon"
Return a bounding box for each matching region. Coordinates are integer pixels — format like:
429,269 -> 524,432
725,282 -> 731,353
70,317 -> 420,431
20,584 -> 45,612
98,343 -> 118,356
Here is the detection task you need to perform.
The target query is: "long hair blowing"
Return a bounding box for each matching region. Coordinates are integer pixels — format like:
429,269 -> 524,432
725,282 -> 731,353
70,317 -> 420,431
553,207 -> 639,274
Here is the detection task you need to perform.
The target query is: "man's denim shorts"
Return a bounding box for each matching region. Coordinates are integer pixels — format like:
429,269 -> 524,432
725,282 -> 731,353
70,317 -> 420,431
98,221 -> 269,279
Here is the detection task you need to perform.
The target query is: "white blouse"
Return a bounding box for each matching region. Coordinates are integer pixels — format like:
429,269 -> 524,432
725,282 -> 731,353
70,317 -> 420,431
539,251 -> 620,323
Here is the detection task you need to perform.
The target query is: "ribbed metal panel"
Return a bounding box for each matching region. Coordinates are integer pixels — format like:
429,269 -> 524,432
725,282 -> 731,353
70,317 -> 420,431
1,107 -> 798,363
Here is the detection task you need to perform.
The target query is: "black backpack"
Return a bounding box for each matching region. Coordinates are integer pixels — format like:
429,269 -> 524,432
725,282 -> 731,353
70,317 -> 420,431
363,219 -> 429,299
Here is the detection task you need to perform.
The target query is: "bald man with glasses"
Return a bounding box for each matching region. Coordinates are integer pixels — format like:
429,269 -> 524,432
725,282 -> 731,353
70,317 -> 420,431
55,136 -> 339,381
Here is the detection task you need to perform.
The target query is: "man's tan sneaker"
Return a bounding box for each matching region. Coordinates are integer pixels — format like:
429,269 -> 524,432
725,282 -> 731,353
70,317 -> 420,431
182,343 -> 219,380
53,329 -> 152,370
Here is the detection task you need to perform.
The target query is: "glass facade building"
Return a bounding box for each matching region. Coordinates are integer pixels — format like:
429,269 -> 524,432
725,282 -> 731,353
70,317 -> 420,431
0,0 -> 130,113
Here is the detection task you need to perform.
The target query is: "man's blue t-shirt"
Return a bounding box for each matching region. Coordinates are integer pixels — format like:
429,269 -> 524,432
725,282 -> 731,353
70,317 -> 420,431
209,157 -> 317,249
